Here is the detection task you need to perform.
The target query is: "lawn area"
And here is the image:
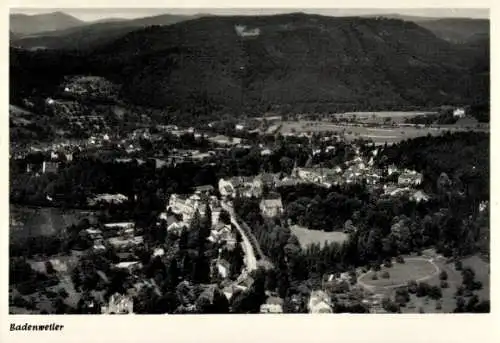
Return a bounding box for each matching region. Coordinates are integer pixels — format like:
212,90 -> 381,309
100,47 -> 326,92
359,258 -> 439,290
395,251 -> 490,313
290,225 -> 349,248
279,120 -> 487,145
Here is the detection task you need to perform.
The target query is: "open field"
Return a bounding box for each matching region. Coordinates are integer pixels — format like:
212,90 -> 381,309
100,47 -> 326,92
10,205 -> 92,240
279,120 -> 488,145
359,250 -> 490,313
290,225 -> 349,248
400,255 -> 490,313
359,257 -> 439,290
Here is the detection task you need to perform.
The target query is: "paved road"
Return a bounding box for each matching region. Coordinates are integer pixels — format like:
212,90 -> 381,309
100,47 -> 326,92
221,201 -> 258,272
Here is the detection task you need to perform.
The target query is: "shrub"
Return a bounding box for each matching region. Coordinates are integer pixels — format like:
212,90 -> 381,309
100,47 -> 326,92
45,290 -> 57,299
463,289 -> 474,297
395,288 -> 410,304
455,297 -> 466,313
407,280 -> 418,294
381,271 -> 390,279
440,280 -> 449,289
454,260 -> 463,271
383,259 -> 392,268
382,298 -> 400,313
371,273 -> 378,280
45,261 -> 55,274
428,286 -> 442,300
435,300 -> 442,310
473,300 -> 490,313
416,282 -> 431,297
461,267 -> 475,287
12,295 -> 29,308
466,295 -> 480,312
439,270 -> 448,281
396,256 -> 405,264
58,288 -> 69,299
471,281 -> 483,291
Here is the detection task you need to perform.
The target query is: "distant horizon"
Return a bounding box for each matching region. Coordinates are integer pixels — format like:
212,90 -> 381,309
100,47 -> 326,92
10,8 -> 490,22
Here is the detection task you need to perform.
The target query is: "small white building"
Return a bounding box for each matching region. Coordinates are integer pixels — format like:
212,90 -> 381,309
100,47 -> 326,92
115,261 -> 142,272
410,190 -> 430,203
260,297 -> 284,314
453,108 -> 466,118
398,170 -> 423,187
308,290 -> 333,314
101,293 -> 133,314
260,197 -> 284,218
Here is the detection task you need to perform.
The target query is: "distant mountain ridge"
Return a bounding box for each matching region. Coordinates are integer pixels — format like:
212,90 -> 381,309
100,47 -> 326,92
10,10 -> 489,49
10,13 -> 488,118
10,11 -> 85,35
10,13 -> 206,50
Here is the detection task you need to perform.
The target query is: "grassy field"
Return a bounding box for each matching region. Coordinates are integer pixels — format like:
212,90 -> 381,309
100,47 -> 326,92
10,206 -> 92,240
290,225 -> 349,248
360,250 -> 491,313
359,258 -> 439,290
279,120 -> 487,145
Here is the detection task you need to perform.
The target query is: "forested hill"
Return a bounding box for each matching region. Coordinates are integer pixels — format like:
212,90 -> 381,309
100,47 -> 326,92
10,13 -> 489,116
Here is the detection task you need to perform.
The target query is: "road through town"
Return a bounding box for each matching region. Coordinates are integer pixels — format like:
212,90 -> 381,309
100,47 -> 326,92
221,201 -> 258,272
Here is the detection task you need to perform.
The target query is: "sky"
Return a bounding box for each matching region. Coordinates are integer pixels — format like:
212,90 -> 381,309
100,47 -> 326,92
10,8 -> 489,22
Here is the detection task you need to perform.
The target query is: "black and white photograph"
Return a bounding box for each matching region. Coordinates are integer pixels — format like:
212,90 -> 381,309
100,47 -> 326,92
8,6 -> 490,317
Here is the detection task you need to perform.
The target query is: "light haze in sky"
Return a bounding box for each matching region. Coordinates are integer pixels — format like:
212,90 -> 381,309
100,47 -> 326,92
10,8 -> 489,22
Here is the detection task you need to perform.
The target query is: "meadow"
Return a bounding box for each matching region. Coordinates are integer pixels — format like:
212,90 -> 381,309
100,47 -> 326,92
290,225 -> 349,248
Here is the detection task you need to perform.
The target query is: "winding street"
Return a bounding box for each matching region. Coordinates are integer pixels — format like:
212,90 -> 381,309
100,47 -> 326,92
221,201 -> 258,272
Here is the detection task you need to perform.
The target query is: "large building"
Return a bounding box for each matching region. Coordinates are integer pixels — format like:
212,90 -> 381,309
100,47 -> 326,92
167,194 -> 205,220
167,193 -> 220,223
218,177 -> 263,199
260,197 -> 284,218
398,169 -> 423,187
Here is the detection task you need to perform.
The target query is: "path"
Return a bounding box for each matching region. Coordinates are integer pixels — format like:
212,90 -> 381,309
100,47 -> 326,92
357,257 -> 441,291
221,201 -> 257,272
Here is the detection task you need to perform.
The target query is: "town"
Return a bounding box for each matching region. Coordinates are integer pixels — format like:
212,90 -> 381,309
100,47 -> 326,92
9,10 -> 490,316
9,105 -> 490,314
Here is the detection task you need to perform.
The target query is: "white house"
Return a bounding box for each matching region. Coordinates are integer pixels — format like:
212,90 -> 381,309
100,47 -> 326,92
167,194 -> 204,220
260,197 -> 284,218
387,164 -> 398,176
167,221 -> 186,236
260,297 -> 284,314
410,190 -> 430,203
398,170 -> 423,187
216,259 -> 231,279
308,290 -> 333,314
453,108 -> 466,118
218,177 -> 263,199
104,222 -> 134,230
114,261 -> 142,273
101,293 -> 134,314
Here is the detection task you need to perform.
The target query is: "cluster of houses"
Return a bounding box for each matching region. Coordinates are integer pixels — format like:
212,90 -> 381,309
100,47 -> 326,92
217,173 -> 285,219
62,75 -> 120,99
87,193 -> 129,206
